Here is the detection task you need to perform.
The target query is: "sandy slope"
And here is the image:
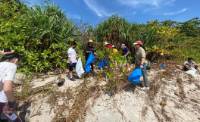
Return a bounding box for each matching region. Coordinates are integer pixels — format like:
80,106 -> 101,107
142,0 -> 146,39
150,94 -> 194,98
17,65 -> 200,122
84,68 -> 200,122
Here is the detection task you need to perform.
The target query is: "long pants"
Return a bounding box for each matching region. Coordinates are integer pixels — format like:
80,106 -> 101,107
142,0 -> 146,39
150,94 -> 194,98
140,64 -> 149,87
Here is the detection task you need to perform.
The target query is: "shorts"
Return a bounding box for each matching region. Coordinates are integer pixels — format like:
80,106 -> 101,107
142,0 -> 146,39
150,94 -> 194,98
68,63 -> 76,71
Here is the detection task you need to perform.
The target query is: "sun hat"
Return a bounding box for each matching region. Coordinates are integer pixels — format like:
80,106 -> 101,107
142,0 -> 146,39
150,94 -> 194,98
88,39 -> 93,43
104,41 -> 110,45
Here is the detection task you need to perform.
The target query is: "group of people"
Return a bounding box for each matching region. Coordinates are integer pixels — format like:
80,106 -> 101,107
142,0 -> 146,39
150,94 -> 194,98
0,41 -> 135,121
67,39 -> 149,89
1,39 -> 199,121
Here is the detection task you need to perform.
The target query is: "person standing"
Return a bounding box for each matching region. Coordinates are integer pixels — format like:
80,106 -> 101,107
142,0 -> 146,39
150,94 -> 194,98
133,40 -> 149,88
0,53 -> 21,121
67,41 -> 77,81
85,39 -> 95,72
117,41 -> 149,91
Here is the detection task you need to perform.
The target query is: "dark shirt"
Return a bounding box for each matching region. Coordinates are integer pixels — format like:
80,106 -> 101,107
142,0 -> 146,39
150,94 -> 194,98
85,45 -> 95,59
122,47 -> 129,56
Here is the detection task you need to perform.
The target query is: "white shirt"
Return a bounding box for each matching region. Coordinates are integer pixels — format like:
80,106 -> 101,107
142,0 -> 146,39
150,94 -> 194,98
67,47 -> 77,63
0,62 -> 17,103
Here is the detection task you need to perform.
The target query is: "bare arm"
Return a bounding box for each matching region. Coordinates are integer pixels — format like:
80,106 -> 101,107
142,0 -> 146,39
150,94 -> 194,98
140,49 -> 146,65
3,80 -> 15,102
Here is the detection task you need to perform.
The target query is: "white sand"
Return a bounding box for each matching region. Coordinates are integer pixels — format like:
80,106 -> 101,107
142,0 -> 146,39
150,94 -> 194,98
19,69 -> 200,122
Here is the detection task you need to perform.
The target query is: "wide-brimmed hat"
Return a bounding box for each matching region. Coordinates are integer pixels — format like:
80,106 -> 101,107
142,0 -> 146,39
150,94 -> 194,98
88,39 -> 93,43
121,43 -> 125,46
104,41 -> 110,45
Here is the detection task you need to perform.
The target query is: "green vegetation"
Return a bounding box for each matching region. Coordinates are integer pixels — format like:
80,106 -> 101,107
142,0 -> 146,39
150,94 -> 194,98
0,0 -> 77,73
0,0 -> 200,73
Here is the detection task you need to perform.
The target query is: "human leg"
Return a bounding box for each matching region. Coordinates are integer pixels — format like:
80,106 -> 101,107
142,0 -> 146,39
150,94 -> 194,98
68,63 -> 76,81
142,64 -> 149,87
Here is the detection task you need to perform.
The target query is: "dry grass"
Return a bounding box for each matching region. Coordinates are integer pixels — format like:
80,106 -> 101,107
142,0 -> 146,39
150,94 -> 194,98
146,63 -> 179,122
15,75 -> 55,101
66,79 -> 102,122
150,104 -> 163,122
176,78 -> 186,100
141,106 -> 148,120
148,76 -> 162,101
47,89 -> 74,122
15,76 -> 33,101
160,97 -> 171,122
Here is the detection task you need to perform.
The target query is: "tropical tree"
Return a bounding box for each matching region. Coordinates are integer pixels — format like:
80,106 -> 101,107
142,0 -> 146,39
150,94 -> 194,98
95,16 -> 130,48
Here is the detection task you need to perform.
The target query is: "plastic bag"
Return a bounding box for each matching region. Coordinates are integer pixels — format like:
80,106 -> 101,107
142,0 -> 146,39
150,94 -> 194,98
186,67 -> 198,78
128,67 -> 142,85
85,53 -> 95,73
76,58 -> 85,78
98,58 -> 109,69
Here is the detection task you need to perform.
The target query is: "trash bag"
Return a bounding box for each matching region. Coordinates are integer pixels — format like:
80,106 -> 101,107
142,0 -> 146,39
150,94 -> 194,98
186,67 -> 198,78
76,58 -> 85,78
85,53 -> 95,73
98,58 -> 109,69
128,67 -> 142,85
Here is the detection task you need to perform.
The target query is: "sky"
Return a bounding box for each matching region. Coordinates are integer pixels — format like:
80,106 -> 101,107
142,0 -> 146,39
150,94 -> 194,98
22,0 -> 200,25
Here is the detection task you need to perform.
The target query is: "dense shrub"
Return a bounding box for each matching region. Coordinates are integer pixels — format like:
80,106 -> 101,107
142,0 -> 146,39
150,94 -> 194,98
0,1 -> 78,73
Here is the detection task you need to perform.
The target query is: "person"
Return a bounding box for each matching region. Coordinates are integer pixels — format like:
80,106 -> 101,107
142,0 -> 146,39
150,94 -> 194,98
121,44 -> 129,57
67,41 -> 77,81
0,53 -> 21,121
133,40 -> 149,88
85,39 -> 95,72
183,57 -> 198,71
